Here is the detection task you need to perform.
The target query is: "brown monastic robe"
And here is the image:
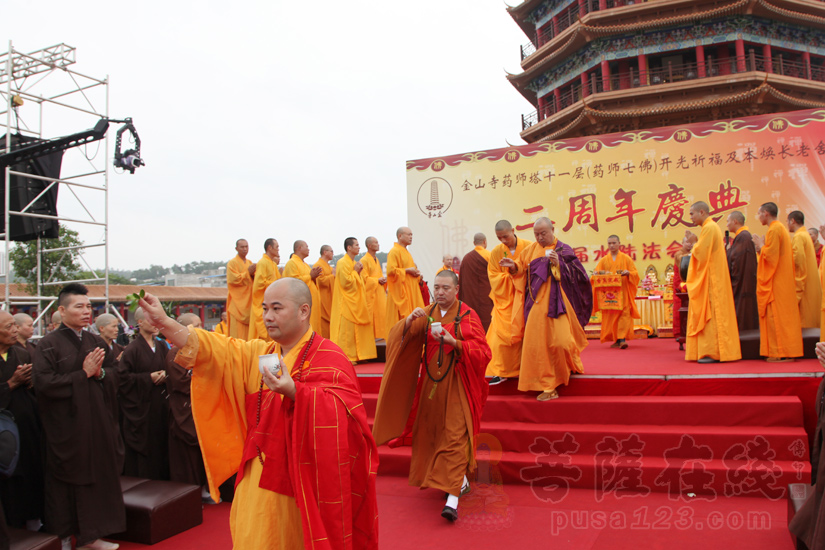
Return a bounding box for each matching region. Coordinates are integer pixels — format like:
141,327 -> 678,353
117,336 -> 170,480
726,227 -> 759,331
165,346 -> 206,487
789,377 -> 825,546
0,346 -> 44,527
33,325 -> 125,545
458,248 -> 493,331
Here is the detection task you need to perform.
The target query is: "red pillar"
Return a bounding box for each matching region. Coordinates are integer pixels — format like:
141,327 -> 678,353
538,95 -> 547,119
599,0 -> 607,9
578,0 -> 587,17
735,39 -> 746,72
601,60 -> 611,91
637,52 -> 647,85
199,304 -> 205,326
581,72 -> 590,97
553,87 -> 562,112
803,51 -> 812,79
175,304 -> 180,318
696,44 -> 706,78
552,15 -> 559,38
762,44 -> 772,73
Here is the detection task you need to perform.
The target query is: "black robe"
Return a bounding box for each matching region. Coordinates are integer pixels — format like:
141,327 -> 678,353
165,347 -> 206,487
790,378 -> 825,547
117,336 -> 169,480
458,249 -> 493,331
726,229 -> 759,331
0,346 -> 44,527
33,325 -> 125,544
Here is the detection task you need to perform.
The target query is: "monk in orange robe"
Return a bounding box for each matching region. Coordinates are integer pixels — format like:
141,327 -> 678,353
515,218 -> 591,401
226,239 -> 255,340
373,270 -> 490,521
788,211 -> 822,328
684,202 -> 741,363
437,254 -> 456,276
361,237 -> 387,340
214,312 -> 228,335
330,238 -> 376,362
591,235 -> 640,348
753,202 -> 803,361
283,240 -> 323,335
386,226 -> 424,329
137,279 -> 379,550
820,224 -> 825,341
248,239 -> 281,341
486,220 -> 529,384
312,245 -> 335,339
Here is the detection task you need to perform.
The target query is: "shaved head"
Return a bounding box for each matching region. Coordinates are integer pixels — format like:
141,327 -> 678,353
473,233 -> 486,246
435,269 -> 459,286
178,313 -> 201,328
293,240 -> 307,253
691,201 -> 710,213
135,307 -> 146,322
13,313 -> 32,326
365,236 -> 377,247
396,226 -> 410,238
94,313 -> 117,329
495,220 -> 512,231
267,277 -> 312,310
728,211 -> 745,225
534,217 -> 553,230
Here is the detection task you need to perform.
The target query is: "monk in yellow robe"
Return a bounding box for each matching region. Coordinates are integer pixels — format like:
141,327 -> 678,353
386,226 -> 424,329
437,254 -> 455,276
361,236 -> 387,340
214,312 -> 228,335
330,238 -> 376,362
754,202 -> 803,361
248,238 -> 281,341
515,218 -> 591,401
312,245 -> 335,339
137,279 -> 378,550
226,239 -> 255,340
486,220 -> 529,384
591,235 -> 640,348
283,240 -> 323,335
684,202 -> 741,363
788,211 -> 822,328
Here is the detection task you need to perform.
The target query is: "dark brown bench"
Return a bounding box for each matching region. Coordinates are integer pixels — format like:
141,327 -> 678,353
739,328 -> 820,360
9,528 -> 60,550
111,476 -> 202,545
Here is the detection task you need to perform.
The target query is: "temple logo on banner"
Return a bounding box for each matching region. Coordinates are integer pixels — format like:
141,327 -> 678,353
417,177 -> 453,219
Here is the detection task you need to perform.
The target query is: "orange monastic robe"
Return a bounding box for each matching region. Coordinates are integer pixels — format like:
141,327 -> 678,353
792,227 -> 822,328
214,321 -> 227,335
386,243 -> 424,329
820,250 -> 825,341
591,252 -> 640,343
248,254 -> 280,341
361,253 -> 387,340
685,218 -> 741,362
757,221 -> 803,358
436,266 -> 455,275
283,255 -> 323,335
330,255 -> 376,362
485,238 -> 529,378
312,258 -> 335,339
226,255 -> 254,340
517,241 -> 588,393
174,328 -> 379,550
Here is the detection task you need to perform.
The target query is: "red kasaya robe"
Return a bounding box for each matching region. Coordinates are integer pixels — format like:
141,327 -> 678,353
174,327 -> 379,550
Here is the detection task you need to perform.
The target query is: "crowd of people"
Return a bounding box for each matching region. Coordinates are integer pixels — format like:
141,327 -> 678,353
1,201 -> 823,549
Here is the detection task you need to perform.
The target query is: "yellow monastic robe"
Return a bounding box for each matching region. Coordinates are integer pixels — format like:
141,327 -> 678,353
176,328 -> 310,549
485,238 -> 529,378
226,255 -> 254,340
361,253 -> 387,340
436,266 -> 455,275
247,254 -> 280,341
685,218 -> 741,362
592,251 -> 641,343
312,258 -> 335,339
214,321 -> 227,335
516,241 -> 587,393
283,254 -> 322,335
792,227 -> 822,328
757,221 -> 803,358
385,243 -> 424,329
330,255 -> 376,362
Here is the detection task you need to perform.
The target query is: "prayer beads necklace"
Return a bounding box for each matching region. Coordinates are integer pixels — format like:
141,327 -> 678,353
255,332 -> 316,466
423,302 -> 469,399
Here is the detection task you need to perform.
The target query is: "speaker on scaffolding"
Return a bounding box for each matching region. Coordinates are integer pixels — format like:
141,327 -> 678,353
0,134 -> 63,241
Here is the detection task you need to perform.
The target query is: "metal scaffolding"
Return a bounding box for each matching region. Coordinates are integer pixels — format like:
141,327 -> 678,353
0,41 -> 110,327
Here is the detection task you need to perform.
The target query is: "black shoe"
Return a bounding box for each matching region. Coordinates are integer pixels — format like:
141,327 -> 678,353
441,505 -> 458,522
488,376 -> 507,386
698,356 -> 719,364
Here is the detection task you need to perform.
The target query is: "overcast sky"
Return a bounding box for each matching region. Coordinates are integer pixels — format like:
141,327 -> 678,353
1,1 -> 532,272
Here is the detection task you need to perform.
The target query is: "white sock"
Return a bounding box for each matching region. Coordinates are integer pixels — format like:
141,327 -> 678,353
446,494 -> 459,509
61,537 -> 72,550
201,486 -> 211,499
26,518 -> 42,531
463,475 -> 469,489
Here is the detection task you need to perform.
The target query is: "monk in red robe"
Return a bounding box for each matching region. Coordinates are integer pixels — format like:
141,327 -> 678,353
458,233 -> 493,331
373,270 -> 490,522
138,278 -> 379,550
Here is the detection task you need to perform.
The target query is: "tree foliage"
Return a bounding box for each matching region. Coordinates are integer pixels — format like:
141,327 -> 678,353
10,225 -> 83,296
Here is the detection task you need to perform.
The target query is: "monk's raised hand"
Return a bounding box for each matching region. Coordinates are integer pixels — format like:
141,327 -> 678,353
138,293 -> 168,328
378,277 -> 386,286
82,347 -> 105,378
263,356 -> 296,400
354,261 -> 363,273
409,308 -> 426,321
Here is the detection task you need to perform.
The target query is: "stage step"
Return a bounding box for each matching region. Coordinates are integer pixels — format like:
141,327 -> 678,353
366,393 -> 811,497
